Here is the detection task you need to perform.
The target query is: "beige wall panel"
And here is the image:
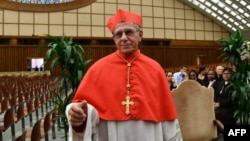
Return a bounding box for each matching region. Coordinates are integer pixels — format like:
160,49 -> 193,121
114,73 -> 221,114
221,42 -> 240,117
175,19 -> 185,29
222,32 -> 230,38
117,4 -> 129,11
92,3 -> 104,14
213,23 -> 221,31
165,19 -> 175,28
196,31 -> 205,40
205,31 -> 214,40
186,20 -> 195,30
49,12 -> 63,24
105,0 -> 116,2
194,12 -> 204,20
92,15 -> 104,26
65,10 -> 77,14
104,27 -> 112,37
92,26 -> 104,37
0,11 -> 3,22
49,25 -> 63,36
205,21 -> 213,31
20,12 -> 33,23
176,30 -> 185,39
64,25 -> 77,36
130,5 -> 141,15
153,7 -> 164,17
214,32 -> 222,40
185,9 -> 194,20
142,0 -> 153,6
35,25 -> 48,36
4,10 -> 18,23
130,0 -> 141,5
164,8 -> 174,18
78,14 -> 91,25
153,0 -> 164,6
118,0 -> 129,4
174,1 -> 184,8
195,21 -> 204,30
105,3 -> 117,14
142,6 -> 153,17
164,0 -> 174,8
143,17 -> 153,28
143,28 -> 154,38
175,9 -> 184,19
154,29 -> 165,38
186,30 -> 195,40
64,13 -> 77,25
19,24 -> 33,36
154,18 -> 164,28
0,24 -> 2,35
78,5 -> 91,13
35,13 -> 48,24
165,29 -> 175,39
4,24 -> 18,35
78,26 -> 91,36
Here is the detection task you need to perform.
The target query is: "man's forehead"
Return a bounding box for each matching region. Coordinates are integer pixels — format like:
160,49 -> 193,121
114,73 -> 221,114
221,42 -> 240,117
114,22 -> 136,31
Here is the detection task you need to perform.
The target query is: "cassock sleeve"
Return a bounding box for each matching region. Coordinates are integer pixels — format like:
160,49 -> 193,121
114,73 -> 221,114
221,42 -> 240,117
66,103 -> 100,141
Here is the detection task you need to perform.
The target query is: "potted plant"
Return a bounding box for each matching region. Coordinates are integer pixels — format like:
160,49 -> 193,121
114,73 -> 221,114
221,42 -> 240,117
217,29 -> 250,125
42,34 -> 92,140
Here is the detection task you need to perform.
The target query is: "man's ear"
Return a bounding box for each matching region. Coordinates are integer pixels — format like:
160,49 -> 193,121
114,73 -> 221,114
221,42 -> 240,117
139,31 -> 143,41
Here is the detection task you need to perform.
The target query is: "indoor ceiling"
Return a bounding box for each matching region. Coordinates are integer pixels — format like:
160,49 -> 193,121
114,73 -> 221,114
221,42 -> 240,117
178,0 -> 250,34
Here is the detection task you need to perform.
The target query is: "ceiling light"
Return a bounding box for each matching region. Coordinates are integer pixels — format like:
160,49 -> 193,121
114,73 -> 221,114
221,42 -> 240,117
232,27 -> 236,31
232,4 -> 238,9
222,20 -> 227,24
239,25 -> 244,29
236,15 -> 242,20
230,11 -> 236,16
217,10 -> 224,15
218,2 -> 225,8
240,0 -> 247,6
244,13 -> 249,17
217,16 -> 222,21
224,7 -> 230,12
238,8 -> 244,14
212,6 -> 218,11
199,4 -> 206,9
223,14 -> 229,19
229,18 -> 234,22
205,8 -> 212,13
225,0 -> 232,5
211,12 -> 217,17
227,24 -> 232,28
205,1 -> 212,7
247,23 -> 250,28
211,0 -> 219,3
234,22 -> 239,26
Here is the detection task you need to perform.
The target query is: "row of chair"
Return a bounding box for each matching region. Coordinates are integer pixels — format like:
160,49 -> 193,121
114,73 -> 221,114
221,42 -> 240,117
0,75 -> 60,141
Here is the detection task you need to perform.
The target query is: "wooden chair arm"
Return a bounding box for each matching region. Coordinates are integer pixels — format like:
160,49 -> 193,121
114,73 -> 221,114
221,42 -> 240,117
214,119 -> 224,133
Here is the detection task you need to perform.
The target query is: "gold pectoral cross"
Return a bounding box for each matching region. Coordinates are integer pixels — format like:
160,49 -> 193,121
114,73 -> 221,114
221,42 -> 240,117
121,95 -> 134,115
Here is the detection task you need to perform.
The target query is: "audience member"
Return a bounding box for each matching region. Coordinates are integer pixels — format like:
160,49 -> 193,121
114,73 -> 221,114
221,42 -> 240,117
166,71 -> 177,90
197,66 -> 209,86
215,65 -> 224,82
214,67 -> 236,125
206,69 -> 217,88
188,69 -> 198,81
173,65 -> 188,86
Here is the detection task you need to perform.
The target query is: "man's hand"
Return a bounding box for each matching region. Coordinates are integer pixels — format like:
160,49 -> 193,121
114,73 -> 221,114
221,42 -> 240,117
68,100 -> 88,127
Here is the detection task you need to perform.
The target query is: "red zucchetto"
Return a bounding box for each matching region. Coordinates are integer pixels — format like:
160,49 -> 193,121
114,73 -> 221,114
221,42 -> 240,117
106,9 -> 142,33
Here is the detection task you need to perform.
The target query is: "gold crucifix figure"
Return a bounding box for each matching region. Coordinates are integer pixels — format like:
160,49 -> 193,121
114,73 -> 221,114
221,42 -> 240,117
121,95 -> 134,115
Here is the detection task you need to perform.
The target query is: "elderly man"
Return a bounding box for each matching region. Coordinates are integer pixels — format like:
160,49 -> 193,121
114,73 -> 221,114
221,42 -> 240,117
66,9 -> 182,141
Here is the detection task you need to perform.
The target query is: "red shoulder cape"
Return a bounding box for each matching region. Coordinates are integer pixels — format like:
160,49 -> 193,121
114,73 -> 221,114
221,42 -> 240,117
73,50 -> 177,122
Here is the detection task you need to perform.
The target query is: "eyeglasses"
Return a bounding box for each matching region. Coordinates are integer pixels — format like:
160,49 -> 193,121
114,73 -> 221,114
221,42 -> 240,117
167,75 -> 173,77
113,29 -> 139,38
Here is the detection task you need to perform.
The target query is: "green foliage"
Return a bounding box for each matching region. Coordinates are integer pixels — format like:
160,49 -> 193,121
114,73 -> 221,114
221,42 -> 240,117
42,34 -> 92,140
217,29 -> 250,124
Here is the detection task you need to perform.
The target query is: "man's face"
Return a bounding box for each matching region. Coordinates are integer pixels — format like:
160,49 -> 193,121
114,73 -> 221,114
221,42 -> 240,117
112,22 -> 142,54
216,66 -> 224,75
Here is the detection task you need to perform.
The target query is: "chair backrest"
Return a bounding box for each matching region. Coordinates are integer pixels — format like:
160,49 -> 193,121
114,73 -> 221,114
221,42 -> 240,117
0,107 -> 14,131
31,118 -> 43,141
171,80 -> 217,141
43,112 -> 53,134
